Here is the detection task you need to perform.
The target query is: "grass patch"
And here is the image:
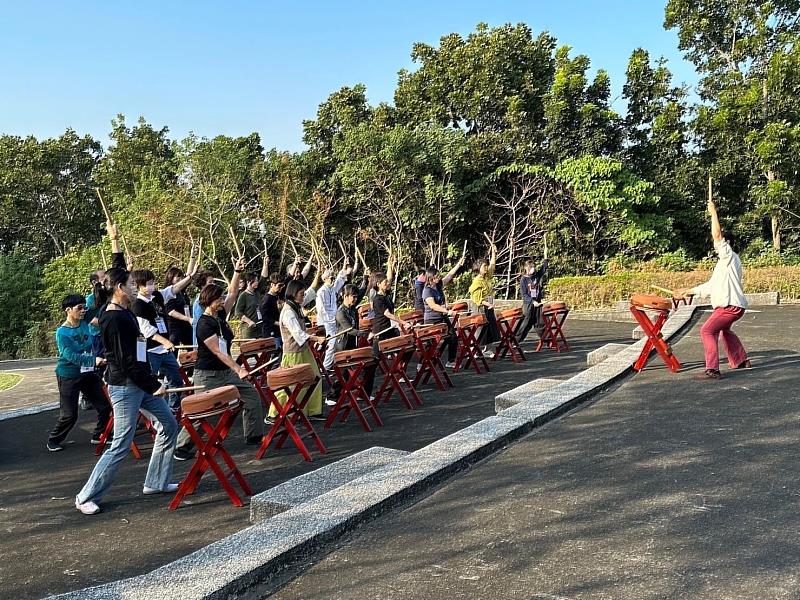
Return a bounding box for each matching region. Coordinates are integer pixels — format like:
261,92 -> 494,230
0,373 -> 22,392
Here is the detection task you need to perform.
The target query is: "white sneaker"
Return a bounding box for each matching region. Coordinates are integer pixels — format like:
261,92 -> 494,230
416,363 -> 422,372
75,499 -> 100,515
143,483 -> 180,495
324,398 -> 337,406
484,350 -> 495,359
445,361 -> 456,369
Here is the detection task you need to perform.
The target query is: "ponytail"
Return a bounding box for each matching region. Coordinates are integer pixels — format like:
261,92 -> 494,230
100,268 -> 130,305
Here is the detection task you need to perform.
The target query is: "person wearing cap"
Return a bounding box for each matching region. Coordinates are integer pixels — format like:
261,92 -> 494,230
47,295 -> 112,452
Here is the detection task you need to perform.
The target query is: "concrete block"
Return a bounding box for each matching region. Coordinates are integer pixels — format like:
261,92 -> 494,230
586,343 -> 628,366
250,446 -> 409,522
494,377 -> 562,413
632,325 -> 644,340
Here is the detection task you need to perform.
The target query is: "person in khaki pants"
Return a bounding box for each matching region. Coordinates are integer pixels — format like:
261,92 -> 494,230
173,259 -> 264,461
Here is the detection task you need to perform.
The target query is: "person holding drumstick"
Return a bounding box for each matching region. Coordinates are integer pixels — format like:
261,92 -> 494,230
422,267 -> 459,368
370,271 -> 410,349
469,239 -> 499,358
268,279 -> 327,422
173,258 -> 266,460
74,268 -> 179,515
676,197 -> 750,379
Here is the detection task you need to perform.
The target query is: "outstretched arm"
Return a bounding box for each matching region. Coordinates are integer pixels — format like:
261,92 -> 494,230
708,199 -> 722,243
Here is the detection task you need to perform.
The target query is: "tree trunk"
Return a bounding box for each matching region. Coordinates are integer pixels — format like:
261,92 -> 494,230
771,213 -> 781,252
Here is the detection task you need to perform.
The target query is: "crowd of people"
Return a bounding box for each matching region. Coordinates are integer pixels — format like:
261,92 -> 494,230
52,194 -> 752,516
51,222 -> 550,515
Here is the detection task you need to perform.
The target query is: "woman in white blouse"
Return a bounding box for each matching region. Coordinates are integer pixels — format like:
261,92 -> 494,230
268,279 -> 326,419
677,198 -> 750,380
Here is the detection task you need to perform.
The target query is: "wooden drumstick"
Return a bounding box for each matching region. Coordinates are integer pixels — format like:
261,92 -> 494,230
96,189 -> 114,224
155,385 -> 206,395
245,355 -> 281,377
174,344 -> 198,350
232,338 -> 256,343
374,325 -> 397,338
323,327 -> 354,342
651,284 -> 675,296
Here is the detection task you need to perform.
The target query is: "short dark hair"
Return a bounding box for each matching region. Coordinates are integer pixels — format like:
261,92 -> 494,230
722,230 -> 736,249
245,271 -> 260,285
163,266 -> 185,289
268,272 -> 282,285
193,269 -> 214,289
131,269 -> 156,288
473,259 -> 489,273
61,294 -> 86,311
343,284 -> 360,297
89,272 -> 101,285
425,267 -> 440,281
199,284 -> 224,309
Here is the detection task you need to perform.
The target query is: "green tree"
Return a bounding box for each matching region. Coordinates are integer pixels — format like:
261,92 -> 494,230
0,252 -> 43,358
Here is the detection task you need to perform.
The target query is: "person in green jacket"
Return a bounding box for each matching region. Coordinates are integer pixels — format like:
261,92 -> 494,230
47,295 -> 112,452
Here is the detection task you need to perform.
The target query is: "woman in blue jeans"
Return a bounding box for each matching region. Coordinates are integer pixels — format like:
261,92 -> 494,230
75,267 -> 179,515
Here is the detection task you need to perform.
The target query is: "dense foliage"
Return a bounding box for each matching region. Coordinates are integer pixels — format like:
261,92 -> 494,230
2,5 -> 800,356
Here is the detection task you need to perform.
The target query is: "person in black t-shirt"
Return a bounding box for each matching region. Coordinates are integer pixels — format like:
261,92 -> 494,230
421,268 -> 459,367
163,266 -> 194,345
370,271 -> 410,352
75,267 -> 179,515
173,260 -> 265,461
259,273 -> 284,348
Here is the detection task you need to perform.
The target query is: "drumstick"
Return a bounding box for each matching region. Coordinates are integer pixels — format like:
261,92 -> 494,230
174,344 -> 198,350
245,355 -> 281,377
323,327 -> 354,342
155,385 -> 206,396
95,189 -> 114,224
100,247 -> 109,270
651,284 -> 676,296
232,338 -> 256,343
374,326 -> 396,338
228,225 -> 244,260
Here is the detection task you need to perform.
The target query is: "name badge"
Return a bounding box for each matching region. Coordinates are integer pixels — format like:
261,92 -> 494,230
218,338 -> 228,356
80,354 -> 94,373
256,309 -> 262,321
155,317 -> 167,333
136,337 -> 147,362
184,306 -> 191,318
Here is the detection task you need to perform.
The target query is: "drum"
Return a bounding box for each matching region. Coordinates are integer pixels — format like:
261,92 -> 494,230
498,307 -> 523,320
378,334 -> 415,353
417,323 -> 448,341
239,338 -> 276,356
398,309 -> 423,321
542,301 -> 567,314
267,363 -> 317,389
450,301 -> 469,313
181,385 -> 241,418
458,314 -> 486,328
306,325 -> 325,337
360,316 -> 375,331
630,293 -> 672,312
178,350 -> 197,367
357,304 -> 370,318
334,346 -> 375,366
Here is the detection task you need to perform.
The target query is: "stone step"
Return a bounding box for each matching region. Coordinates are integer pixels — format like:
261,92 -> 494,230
632,325 -> 644,340
495,377 -> 563,413
586,343 -> 629,366
250,446 -> 409,522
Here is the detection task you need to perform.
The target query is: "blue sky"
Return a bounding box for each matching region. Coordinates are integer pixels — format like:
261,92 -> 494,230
0,1 -> 698,152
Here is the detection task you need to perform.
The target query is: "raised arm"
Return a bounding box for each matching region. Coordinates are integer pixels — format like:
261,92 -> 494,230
301,254 -> 313,279
708,199 -> 722,243
260,243 -> 270,279
223,257 -> 245,314
442,253 -> 466,287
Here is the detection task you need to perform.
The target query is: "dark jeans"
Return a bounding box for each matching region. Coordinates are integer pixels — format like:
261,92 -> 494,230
516,301 -> 544,341
424,318 -> 457,363
478,306 -> 500,345
49,373 -> 111,443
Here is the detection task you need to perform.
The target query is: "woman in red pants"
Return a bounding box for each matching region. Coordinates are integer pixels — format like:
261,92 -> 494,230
677,198 -> 750,380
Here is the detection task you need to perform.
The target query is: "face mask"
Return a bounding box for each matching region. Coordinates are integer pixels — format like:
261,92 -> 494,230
145,283 -> 156,294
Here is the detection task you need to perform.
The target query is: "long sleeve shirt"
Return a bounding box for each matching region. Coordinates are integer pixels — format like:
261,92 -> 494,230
315,272 -> 347,325
335,304 -> 368,352
99,307 -> 160,393
469,265 -> 496,307
279,304 -> 311,353
55,321 -> 96,378
692,240 -> 747,309
520,259 -> 549,304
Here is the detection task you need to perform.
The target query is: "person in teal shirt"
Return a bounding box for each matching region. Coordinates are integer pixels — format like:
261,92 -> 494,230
47,295 -> 112,452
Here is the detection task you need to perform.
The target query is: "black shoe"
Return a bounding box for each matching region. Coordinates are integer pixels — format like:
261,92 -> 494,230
308,414 -> 326,422
173,447 -> 195,461
246,435 -> 263,446
47,441 -> 64,452
735,360 -> 752,369
694,369 -> 722,380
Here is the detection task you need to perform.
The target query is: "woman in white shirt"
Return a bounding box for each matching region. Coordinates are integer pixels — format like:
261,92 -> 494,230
268,279 -> 326,420
677,198 -> 750,380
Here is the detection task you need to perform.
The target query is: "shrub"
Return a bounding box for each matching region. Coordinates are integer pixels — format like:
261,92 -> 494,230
41,244 -> 105,319
0,252 -> 43,358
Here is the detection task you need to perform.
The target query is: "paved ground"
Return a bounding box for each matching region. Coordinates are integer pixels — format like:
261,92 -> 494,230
0,359 -> 58,415
0,319 -> 632,599
271,305 -> 800,600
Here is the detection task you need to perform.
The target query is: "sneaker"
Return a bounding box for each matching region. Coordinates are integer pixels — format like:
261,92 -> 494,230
143,483 -> 180,495
245,435 -> 263,446
75,499 -> 100,515
416,363 -> 422,372
308,414 -> 327,422
694,369 -> 722,380
90,434 -> 111,445
445,361 -> 456,369
735,360 -> 752,370
484,350 -> 495,359
173,447 -> 195,461
324,398 -> 338,406
264,416 -> 275,426
47,441 -> 64,452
